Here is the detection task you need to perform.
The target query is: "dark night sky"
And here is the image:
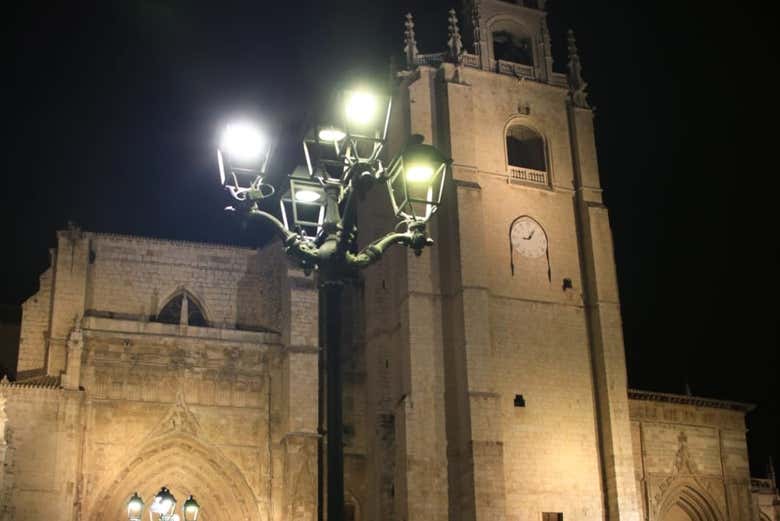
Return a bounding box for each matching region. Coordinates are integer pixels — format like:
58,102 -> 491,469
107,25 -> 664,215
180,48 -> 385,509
2,1 -> 777,476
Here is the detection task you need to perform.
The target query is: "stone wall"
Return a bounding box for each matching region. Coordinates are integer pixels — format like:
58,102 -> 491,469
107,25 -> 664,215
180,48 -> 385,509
628,390 -> 756,521
753,478 -> 780,521
0,384 -> 83,521
356,34 -> 639,519
17,268 -> 52,374
78,323 -> 278,521
3,230 -> 320,521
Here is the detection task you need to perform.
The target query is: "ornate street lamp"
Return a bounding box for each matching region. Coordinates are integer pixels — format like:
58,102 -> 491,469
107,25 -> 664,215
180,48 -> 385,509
217,86 -> 449,521
126,488 -> 200,521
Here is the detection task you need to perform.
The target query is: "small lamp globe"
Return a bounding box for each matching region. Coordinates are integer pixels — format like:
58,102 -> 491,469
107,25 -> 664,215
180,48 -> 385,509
127,492 -> 144,521
182,495 -> 201,521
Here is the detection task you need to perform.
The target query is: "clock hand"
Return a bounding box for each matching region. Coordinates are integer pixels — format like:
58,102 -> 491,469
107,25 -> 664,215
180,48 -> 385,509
524,230 -> 535,240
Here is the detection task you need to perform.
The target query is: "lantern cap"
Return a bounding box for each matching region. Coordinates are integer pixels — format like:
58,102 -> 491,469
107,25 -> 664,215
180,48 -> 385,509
183,495 -> 200,508
400,142 -> 448,168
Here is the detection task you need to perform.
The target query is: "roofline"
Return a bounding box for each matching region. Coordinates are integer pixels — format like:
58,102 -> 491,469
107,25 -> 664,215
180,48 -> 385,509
628,388 -> 756,412
61,229 -> 264,253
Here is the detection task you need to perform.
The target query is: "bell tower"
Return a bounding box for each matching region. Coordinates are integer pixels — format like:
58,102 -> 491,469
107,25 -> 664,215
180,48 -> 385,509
357,2 -> 641,521
465,0 -> 554,82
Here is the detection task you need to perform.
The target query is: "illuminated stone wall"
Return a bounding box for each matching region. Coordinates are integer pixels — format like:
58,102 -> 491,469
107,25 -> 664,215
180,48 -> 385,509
357,1 -> 639,520
628,391 -> 759,521
2,230 -> 319,521
0,0 -> 771,519
17,267 -> 52,373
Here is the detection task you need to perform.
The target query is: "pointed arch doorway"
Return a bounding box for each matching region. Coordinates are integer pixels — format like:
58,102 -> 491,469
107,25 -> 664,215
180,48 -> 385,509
87,434 -> 261,521
658,483 -> 724,521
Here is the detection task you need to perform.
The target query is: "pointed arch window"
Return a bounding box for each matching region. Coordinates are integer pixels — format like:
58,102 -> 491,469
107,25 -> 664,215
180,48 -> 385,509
492,30 -> 533,66
156,291 -> 209,327
506,125 -> 546,171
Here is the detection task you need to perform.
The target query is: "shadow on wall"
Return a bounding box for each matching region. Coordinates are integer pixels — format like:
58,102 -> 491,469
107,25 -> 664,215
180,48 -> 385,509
235,250 -> 279,333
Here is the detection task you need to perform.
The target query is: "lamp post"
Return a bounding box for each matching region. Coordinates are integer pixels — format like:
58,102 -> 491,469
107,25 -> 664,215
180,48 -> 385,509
217,88 -> 449,521
127,488 -> 200,521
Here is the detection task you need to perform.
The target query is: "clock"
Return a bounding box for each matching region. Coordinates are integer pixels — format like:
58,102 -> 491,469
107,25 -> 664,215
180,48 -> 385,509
510,216 -> 547,258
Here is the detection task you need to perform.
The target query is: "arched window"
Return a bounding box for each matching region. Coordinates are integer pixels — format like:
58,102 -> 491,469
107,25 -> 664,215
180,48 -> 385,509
492,30 -> 533,66
156,291 -> 208,327
506,125 -> 546,172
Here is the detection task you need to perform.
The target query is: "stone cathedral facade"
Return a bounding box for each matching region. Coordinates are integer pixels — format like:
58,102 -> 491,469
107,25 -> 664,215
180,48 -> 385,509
1,1 -> 777,521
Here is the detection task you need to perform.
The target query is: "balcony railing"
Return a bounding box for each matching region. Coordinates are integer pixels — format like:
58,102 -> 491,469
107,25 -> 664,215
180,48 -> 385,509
415,52 -> 446,66
412,54 -> 537,81
495,59 -> 535,79
508,166 -> 548,186
751,478 -> 777,493
462,53 -> 480,68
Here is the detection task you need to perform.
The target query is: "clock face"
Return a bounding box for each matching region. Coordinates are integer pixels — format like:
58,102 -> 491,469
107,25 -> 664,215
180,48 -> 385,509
511,217 -> 547,258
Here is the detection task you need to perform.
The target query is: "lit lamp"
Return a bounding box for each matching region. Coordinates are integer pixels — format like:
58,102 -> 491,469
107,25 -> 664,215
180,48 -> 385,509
342,89 -> 391,163
182,496 -> 200,521
217,122 -> 274,202
304,125 -> 349,181
342,89 -> 391,139
217,85 -> 448,521
386,137 -> 448,224
150,487 -> 176,520
127,488 -> 201,521
304,89 -> 392,183
280,166 -> 328,240
127,492 -> 144,521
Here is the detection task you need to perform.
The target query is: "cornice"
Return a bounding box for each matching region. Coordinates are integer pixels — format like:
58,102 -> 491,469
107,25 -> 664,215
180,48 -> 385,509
628,389 -> 756,412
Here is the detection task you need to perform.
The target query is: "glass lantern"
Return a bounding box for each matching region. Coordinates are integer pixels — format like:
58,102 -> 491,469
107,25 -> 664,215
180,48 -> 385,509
217,122 -> 274,201
385,139 -> 448,224
302,89 -> 392,181
303,126 -> 349,181
280,166 -> 329,240
182,495 -> 200,521
127,492 -> 144,521
150,487 -> 176,520
342,89 -> 391,163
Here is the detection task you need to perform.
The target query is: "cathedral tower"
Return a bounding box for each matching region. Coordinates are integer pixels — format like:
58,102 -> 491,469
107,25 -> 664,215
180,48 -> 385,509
358,2 -> 641,520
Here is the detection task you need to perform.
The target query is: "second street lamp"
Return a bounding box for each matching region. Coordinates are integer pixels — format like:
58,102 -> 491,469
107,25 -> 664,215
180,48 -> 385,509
217,87 -> 449,521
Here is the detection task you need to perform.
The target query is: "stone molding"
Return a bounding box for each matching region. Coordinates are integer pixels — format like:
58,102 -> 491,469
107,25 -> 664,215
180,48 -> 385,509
0,374 -> 62,391
83,316 -> 281,344
628,389 -> 755,412
88,394 -> 260,521
88,230 -> 260,253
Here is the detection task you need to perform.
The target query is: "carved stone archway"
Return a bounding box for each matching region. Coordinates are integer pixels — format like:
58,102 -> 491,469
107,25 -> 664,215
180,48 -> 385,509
87,395 -> 261,521
88,433 -> 260,521
652,431 -> 725,521
657,483 -> 724,521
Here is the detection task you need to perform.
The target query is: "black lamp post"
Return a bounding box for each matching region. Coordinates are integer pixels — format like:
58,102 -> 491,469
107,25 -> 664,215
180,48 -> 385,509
217,88 -> 448,521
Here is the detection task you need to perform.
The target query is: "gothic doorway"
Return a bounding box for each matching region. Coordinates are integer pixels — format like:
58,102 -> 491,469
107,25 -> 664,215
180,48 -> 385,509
658,483 -> 723,521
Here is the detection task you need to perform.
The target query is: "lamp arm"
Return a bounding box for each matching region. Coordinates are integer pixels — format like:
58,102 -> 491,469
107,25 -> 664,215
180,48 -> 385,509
248,208 -> 321,265
345,226 -> 433,269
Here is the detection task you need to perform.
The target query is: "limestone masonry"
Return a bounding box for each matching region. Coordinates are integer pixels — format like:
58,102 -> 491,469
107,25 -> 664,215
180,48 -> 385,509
1,1 -> 777,520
